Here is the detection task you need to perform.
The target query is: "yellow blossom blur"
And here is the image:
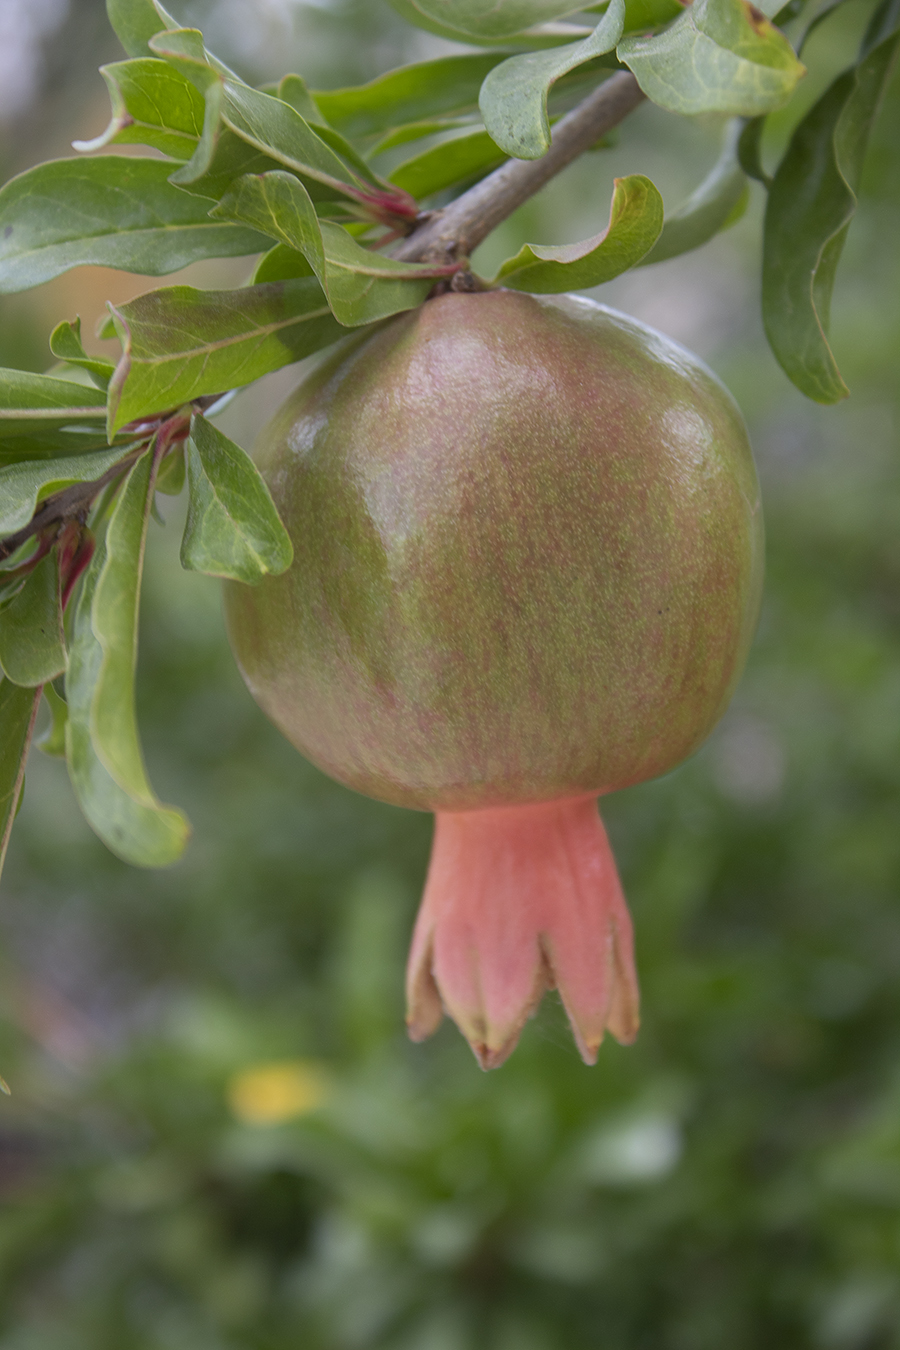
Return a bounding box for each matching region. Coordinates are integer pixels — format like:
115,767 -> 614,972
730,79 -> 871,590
227,1060 -> 331,1126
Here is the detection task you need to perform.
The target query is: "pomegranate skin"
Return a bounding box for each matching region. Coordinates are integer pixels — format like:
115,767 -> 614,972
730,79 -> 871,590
224,290 -> 763,811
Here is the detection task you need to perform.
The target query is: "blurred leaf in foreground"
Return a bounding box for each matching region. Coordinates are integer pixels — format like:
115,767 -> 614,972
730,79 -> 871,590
762,0 -> 900,402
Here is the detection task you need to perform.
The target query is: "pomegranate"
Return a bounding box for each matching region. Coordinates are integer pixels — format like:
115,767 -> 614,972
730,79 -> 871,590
224,290 -> 763,1068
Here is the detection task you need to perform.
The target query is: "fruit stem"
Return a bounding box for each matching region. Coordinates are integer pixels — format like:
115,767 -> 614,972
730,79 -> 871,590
406,796 -> 640,1069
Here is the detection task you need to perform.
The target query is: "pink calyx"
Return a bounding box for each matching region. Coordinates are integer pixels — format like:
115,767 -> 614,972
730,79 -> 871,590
406,796 -> 640,1070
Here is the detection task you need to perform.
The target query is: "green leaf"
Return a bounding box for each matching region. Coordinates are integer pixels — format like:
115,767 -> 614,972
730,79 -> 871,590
65,450 -> 190,867
403,0 -> 587,40
796,0 -> 850,53
737,114 -> 770,185
0,552 -> 66,687
479,1 -> 625,158
0,677 -> 41,882
620,0 -> 685,32
106,0 -> 178,58
145,30 -> 386,200
181,415 -> 292,584
313,55 -> 506,141
252,244 -> 316,285
493,173 -> 663,291
618,0 -> 806,117
311,125 -> 395,196
212,173 -> 454,327
49,319 -> 115,392
140,30 -> 229,187
0,369 -> 107,435
638,119 -> 748,266
275,73 -> 328,125
171,80 -> 226,188
163,127 -> 291,205
762,1 -> 900,402
386,0 -> 592,45
259,78 -> 386,192
0,157 -> 272,295
390,128 -> 507,199
370,119 -> 475,156
0,446 -> 137,537
144,20 -> 244,86
148,31 -> 416,220
0,432 -> 126,468
221,80 -> 414,215
73,59 -> 206,160
106,278 -> 346,434
35,684 -> 68,757
155,445 -> 185,495
0,369 -> 116,467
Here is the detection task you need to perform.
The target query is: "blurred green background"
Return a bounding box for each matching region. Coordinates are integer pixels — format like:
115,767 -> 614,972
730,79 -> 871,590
2,1 -> 900,1346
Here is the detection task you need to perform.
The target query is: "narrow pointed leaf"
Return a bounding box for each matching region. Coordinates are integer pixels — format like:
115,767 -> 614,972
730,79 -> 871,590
72,59 -> 206,160
0,678 -> 41,881
66,451 -> 189,866
390,128 -> 507,199
618,0 -> 805,116
106,279 -> 345,434
0,552 -> 66,687
212,172 -> 454,326
494,174 -> 663,291
0,157 -> 271,295
35,684 -> 68,757
762,2 -> 900,402
89,452 -> 159,788
222,80 -> 416,216
181,415 -> 292,583
49,319 -> 115,391
480,0 -> 625,158
313,55 -> 506,140
261,80 -> 389,193
0,447 -> 138,537
639,120 -> 748,265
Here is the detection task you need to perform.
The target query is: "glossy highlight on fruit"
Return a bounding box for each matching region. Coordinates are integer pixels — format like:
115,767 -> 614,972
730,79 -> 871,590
225,290 -> 764,1067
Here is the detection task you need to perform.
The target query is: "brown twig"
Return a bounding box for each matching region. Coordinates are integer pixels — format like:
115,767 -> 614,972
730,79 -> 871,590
392,71 -> 646,266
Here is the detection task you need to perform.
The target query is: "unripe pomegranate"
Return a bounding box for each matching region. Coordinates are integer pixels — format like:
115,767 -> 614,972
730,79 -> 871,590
225,291 -> 763,1068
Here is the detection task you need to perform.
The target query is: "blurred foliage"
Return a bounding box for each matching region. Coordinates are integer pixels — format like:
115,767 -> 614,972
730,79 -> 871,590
0,1 -> 899,1347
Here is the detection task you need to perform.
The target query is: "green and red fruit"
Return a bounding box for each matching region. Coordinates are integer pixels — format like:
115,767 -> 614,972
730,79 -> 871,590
225,290 -> 764,1067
